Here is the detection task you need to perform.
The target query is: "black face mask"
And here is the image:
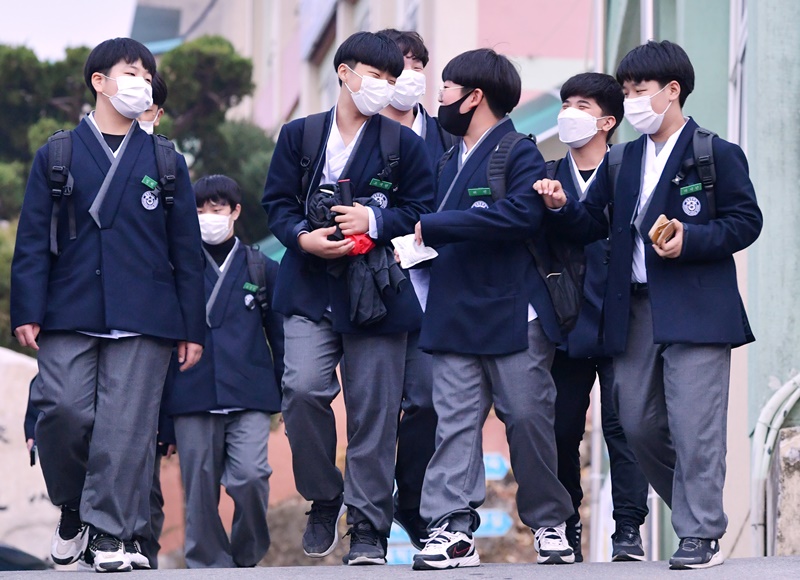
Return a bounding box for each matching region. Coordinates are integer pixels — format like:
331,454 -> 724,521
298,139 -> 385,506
437,90 -> 476,137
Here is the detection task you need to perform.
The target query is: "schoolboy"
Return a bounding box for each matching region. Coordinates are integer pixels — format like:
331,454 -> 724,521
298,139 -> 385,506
412,48 -> 575,570
535,40 -> 762,569
10,37 -> 204,573
164,175 -> 284,568
378,28 -> 453,549
137,72 -> 166,135
549,72 -> 650,562
261,31 -> 433,565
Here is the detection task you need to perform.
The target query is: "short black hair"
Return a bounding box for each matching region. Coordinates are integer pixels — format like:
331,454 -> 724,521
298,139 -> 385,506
333,31 -> 404,79
615,40 -> 695,107
377,29 -> 429,67
560,72 -> 624,140
83,38 -> 158,99
441,48 -> 521,118
151,72 -> 168,107
194,175 -> 241,209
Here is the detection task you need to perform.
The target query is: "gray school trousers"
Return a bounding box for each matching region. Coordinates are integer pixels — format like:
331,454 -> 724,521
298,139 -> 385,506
281,314 -> 406,536
420,320 -> 574,533
612,292 -> 730,540
174,411 -> 272,568
33,331 -> 172,540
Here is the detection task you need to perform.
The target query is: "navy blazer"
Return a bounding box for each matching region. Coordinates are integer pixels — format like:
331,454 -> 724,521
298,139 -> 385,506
164,243 -> 285,415
262,109 -> 434,335
419,118 -> 561,356
11,117 -> 205,344
552,155 -> 611,359
551,118 -> 762,354
418,105 -> 452,163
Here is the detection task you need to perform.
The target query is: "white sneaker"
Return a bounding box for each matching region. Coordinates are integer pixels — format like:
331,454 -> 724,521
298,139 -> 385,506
534,523 -> 575,564
50,506 -> 89,565
124,539 -> 151,570
411,524 -> 480,570
86,533 -> 132,572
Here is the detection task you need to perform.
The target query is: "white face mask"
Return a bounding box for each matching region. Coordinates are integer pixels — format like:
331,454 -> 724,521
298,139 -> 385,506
138,119 -> 155,134
198,213 -> 233,245
623,85 -> 672,135
102,75 -> 153,119
390,69 -> 426,112
557,107 -> 605,148
344,65 -> 395,116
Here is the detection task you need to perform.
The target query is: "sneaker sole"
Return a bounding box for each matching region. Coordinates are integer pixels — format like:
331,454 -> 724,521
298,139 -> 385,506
345,555 -> 386,566
95,561 -> 133,572
537,551 -> 576,565
412,554 -> 480,570
303,503 -> 347,558
669,550 -> 725,570
612,550 -> 646,562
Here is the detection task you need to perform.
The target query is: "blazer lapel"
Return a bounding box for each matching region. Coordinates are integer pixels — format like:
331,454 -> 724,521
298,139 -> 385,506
73,118 -> 113,177
95,128 -> 148,228
208,248 -> 246,327
614,136 -> 646,226
342,115 -> 380,190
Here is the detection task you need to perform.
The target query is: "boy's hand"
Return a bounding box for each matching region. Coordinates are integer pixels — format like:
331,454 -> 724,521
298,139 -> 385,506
653,219 -> 684,259
14,323 -> 40,351
298,227 -> 355,259
414,221 -> 423,245
177,341 -> 203,372
332,203 -> 369,235
164,444 -> 176,458
533,179 -> 567,209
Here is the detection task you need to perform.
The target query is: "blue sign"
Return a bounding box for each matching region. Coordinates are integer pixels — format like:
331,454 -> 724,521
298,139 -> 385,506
388,522 -> 412,545
484,452 -> 510,480
475,509 -> 513,537
387,545 -> 417,566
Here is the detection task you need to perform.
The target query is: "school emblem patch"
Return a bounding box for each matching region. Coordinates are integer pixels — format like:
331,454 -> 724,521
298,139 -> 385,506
141,190 -> 159,210
370,192 -> 389,208
682,196 -> 701,217
471,200 -> 489,209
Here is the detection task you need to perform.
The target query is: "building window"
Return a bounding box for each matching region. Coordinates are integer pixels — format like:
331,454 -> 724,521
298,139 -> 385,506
727,0 -> 747,149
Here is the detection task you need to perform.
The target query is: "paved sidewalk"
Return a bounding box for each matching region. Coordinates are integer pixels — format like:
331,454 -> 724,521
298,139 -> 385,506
2,557 -> 800,580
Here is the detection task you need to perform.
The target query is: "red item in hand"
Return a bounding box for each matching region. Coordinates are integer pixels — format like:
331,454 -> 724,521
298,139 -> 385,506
347,234 -> 376,256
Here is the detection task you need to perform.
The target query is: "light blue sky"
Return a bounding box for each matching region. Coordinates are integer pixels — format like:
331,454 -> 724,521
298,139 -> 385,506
1,0 -> 137,61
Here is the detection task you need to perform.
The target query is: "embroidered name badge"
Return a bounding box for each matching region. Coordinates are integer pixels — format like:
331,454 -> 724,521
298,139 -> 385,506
680,182 -> 702,196
682,196 -> 701,216
471,200 -> 490,209
369,178 -> 392,190
141,190 -> 159,210
141,175 -> 158,190
243,282 -> 259,293
468,187 -> 492,197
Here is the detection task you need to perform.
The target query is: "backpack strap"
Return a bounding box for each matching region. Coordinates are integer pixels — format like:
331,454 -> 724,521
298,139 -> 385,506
436,146 -> 456,184
46,130 -> 76,256
299,112 -> 328,204
376,117 -> 402,197
152,134 -> 177,215
693,127 -> 717,218
545,158 -> 562,180
486,132 -> 533,201
244,244 -> 270,326
606,142 -> 626,191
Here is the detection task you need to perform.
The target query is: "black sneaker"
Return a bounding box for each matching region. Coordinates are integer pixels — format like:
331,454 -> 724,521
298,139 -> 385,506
87,533 -> 132,572
669,537 -> 724,569
342,521 -> 387,566
50,506 -> 89,565
566,520 -> 583,563
302,499 -> 346,557
392,492 -> 428,551
611,522 -> 645,561
123,539 -> 150,570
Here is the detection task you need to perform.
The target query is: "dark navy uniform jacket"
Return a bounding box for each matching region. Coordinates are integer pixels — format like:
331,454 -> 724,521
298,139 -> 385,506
553,155 -> 611,359
418,104 -> 453,162
164,243 -> 284,415
262,109 -> 434,335
10,117 -> 205,344
419,118 -> 561,356
551,118 -> 762,355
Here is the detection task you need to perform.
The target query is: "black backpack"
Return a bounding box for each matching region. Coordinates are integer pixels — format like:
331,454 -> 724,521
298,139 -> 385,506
243,244 -> 271,327
298,112 -> 401,206
46,130 -> 177,256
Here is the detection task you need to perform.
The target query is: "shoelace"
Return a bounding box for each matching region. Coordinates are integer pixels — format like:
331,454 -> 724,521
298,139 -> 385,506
536,527 -> 568,550
91,534 -> 122,553
58,506 -> 84,540
679,538 -> 704,552
306,504 -> 340,527
345,523 -> 379,546
422,526 -> 461,549
123,540 -> 141,554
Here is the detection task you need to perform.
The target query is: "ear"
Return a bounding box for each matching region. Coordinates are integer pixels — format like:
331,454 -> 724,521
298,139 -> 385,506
154,108 -> 164,126
91,72 -> 107,96
337,63 -> 350,85
462,88 -> 483,113
231,203 -> 242,221
599,115 -> 617,133
667,80 -> 681,102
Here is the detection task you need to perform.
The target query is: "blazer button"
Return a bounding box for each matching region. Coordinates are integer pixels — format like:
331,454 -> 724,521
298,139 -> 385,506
617,293 -> 622,299
616,226 -> 623,233
95,269 -> 101,276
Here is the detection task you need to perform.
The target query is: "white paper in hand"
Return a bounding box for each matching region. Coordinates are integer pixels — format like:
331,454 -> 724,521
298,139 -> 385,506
391,233 -> 438,268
